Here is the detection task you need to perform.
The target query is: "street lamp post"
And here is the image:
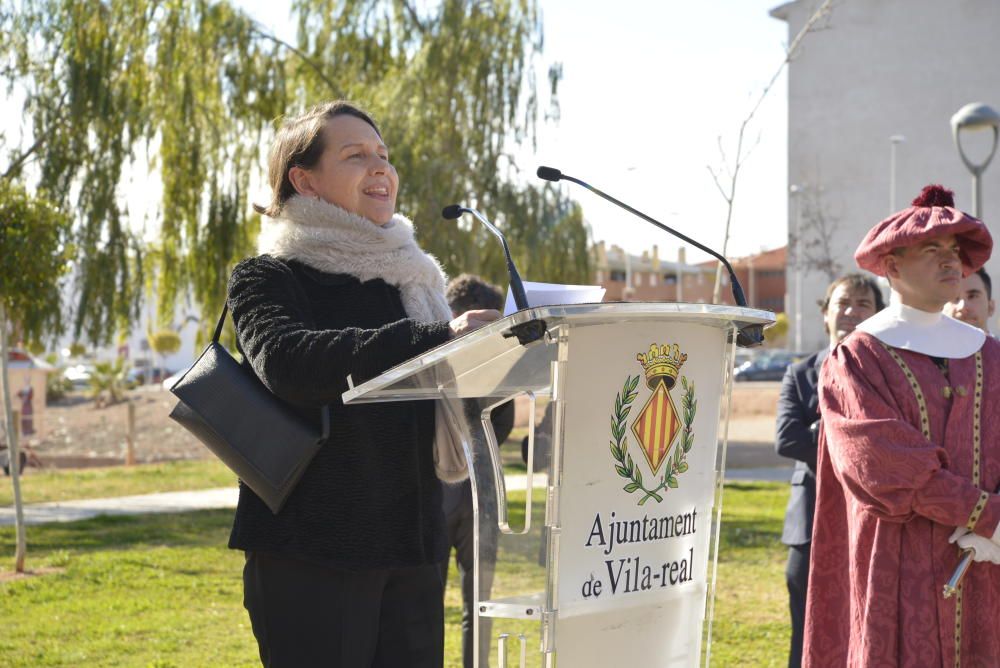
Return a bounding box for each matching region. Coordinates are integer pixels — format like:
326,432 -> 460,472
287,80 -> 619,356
790,184 -> 806,353
950,102 -> 1000,217
889,135 -> 906,213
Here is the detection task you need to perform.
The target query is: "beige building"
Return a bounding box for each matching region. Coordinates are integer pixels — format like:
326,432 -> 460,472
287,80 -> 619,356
772,0 -> 1000,350
592,242 -> 715,302
593,241 -> 788,312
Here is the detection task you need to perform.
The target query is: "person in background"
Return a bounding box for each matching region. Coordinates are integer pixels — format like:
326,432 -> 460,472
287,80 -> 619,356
805,185 -> 1000,666
442,273 -> 514,668
944,267 -> 995,334
775,273 -> 884,668
17,379 -> 35,436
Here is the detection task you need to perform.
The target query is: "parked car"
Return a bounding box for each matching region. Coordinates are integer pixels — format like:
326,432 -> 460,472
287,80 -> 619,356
733,349 -> 755,369
733,351 -> 802,382
63,364 -> 95,389
127,366 -> 175,387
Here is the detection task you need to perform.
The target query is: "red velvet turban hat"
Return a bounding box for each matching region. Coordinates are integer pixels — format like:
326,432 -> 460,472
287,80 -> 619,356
854,185 -> 992,277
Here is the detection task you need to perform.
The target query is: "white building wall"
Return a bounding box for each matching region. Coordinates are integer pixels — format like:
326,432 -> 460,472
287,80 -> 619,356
774,0 -> 1000,350
57,293 -> 202,376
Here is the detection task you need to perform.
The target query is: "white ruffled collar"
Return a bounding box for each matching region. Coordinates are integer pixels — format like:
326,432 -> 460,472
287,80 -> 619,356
856,298 -> 985,358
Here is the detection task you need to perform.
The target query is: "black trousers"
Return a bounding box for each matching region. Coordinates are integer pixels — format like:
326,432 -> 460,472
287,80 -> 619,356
243,551 -> 444,668
785,543 -> 810,668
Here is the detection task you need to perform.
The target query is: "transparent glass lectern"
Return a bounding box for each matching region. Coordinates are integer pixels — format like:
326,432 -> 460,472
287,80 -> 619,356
343,303 -> 774,667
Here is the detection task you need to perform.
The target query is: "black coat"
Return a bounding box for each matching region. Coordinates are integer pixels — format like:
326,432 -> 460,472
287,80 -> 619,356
775,350 -> 827,547
226,255 -> 452,569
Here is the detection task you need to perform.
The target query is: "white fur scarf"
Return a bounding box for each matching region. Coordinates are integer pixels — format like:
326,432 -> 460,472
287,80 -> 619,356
257,195 -> 452,323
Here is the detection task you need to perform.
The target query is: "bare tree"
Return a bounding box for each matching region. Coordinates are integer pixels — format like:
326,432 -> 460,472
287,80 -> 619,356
709,0 -> 836,303
789,187 -> 843,284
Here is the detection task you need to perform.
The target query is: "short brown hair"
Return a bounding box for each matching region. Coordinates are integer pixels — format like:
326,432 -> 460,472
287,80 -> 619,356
254,101 -> 381,217
976,267 -> 992,300
819,273 -> 886,313
446,274 -> 503,315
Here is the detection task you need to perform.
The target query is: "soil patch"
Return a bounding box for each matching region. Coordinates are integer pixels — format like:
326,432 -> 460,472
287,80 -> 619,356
730,382 -> 781,418
18,387 -> 208,468
0,566 -> 66,583
15,383 -> 781,471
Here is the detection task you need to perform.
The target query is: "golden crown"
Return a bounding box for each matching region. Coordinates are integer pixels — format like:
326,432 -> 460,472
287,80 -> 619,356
636,343 -> 687,390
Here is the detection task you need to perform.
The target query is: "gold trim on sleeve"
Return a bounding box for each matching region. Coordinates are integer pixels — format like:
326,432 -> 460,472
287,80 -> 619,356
965,491 -> 990,532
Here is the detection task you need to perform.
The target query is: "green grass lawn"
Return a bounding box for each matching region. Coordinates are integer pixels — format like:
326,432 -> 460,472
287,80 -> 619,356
710,483 -> 791,667
0,459 -> 237,506
0,482 -> 791,667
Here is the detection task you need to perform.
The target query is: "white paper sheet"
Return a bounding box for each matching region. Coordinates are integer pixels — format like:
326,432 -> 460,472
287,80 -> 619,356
503,281 -> 607,316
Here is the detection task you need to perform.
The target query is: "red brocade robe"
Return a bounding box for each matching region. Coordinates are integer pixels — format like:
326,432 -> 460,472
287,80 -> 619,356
804,331 -> 1000,667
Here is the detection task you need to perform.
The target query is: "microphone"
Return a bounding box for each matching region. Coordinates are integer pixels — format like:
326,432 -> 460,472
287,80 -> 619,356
536,165 -> 763,347
442,205 -> 529,312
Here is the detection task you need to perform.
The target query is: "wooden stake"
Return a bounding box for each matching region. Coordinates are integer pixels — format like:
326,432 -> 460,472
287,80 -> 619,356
125,401 -> 136,466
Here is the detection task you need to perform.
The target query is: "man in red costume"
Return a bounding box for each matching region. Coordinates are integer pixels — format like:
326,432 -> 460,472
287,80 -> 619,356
804,185 -> 1000,666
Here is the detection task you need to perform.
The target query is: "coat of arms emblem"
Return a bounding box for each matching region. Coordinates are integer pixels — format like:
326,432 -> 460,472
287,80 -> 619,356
610,343 -> 697,505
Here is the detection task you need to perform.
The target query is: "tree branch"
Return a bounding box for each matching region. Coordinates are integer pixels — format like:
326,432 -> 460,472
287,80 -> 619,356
709,0 -> 835,303
1,134 -> 44,181
2,89 -> 70,182
706,165 -> 730,203
248,24 -> 344,99
400,1 -> 427,34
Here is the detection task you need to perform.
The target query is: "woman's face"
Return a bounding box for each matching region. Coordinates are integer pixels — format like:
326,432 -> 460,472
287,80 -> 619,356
289,114 -> 399,225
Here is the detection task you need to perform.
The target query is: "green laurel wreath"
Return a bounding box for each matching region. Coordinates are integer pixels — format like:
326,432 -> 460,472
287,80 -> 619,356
611,374 -> 697,505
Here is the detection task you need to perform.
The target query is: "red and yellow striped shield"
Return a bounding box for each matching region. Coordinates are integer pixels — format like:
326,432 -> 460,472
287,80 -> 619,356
630,379 -> 681,475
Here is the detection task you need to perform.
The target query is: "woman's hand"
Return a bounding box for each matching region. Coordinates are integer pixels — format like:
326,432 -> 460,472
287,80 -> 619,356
449,309 -> 502,338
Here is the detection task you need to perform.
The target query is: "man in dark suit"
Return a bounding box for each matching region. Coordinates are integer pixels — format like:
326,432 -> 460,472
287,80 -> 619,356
776,273 -> 884,667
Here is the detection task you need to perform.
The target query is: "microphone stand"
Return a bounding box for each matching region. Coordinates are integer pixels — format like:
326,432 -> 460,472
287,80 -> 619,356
442,205 -> 545,345
536,166 -> 764,347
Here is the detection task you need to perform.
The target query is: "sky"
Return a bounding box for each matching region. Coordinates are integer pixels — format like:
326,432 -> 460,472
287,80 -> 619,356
0,1 -> 794,266
237,0 -> 793,265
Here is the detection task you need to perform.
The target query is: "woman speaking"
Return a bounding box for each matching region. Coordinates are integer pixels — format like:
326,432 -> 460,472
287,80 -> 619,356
228,101 -> 498,667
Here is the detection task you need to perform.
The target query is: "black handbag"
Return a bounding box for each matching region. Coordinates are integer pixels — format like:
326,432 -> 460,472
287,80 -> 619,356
169,304 -> 329,514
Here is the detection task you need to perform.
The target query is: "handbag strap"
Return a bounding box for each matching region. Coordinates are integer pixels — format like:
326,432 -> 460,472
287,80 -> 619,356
212,304 -> 229,344
216,301 -> 330,441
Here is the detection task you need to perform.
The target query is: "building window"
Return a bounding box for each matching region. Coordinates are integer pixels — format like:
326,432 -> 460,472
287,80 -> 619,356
634,274 -> 643,287
610,270 -> 626,282
595,270 -> 603,283
662,273 -> 677,285
758,297 -> 784,312
753,269 -> 784,280
650,273 -> 658,286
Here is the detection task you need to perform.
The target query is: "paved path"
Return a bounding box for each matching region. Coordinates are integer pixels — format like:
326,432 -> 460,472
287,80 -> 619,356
0,487 -> 239,526
726,467 -> 791,482
0,467 -> 790,526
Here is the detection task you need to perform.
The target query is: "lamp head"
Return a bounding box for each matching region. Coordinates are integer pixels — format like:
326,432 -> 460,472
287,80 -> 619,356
951,103 -> 1000,132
